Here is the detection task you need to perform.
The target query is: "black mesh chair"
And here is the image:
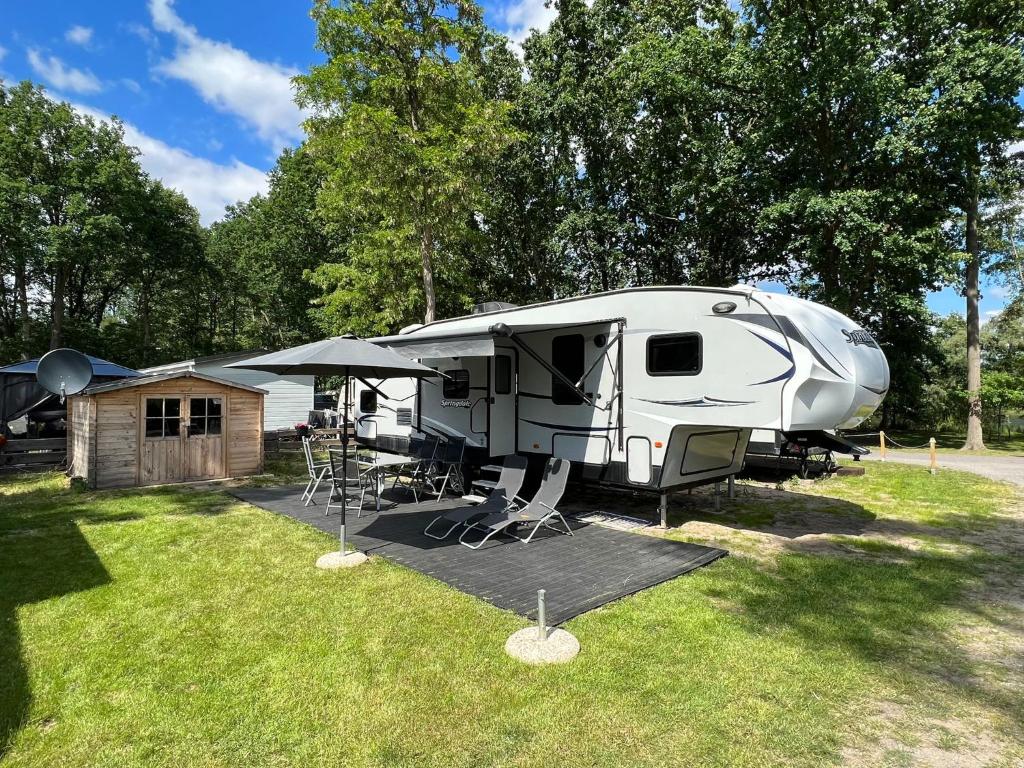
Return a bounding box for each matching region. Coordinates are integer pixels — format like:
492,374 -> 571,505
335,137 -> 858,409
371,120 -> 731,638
325,447 -> 378,518
429,436 -> 466,501
391,434 -> 440,503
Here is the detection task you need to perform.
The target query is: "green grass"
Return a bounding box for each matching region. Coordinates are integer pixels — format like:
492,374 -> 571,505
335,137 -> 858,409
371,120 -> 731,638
848,429 -> 1024,455
1,463 -> 1022,766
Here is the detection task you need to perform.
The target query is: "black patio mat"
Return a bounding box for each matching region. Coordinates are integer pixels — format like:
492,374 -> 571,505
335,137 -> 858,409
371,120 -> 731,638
230,484 -> 727,624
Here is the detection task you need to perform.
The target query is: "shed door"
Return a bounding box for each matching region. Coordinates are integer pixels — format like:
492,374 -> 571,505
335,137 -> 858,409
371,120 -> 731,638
185,395 -> 225,480
141,396 -> 184,485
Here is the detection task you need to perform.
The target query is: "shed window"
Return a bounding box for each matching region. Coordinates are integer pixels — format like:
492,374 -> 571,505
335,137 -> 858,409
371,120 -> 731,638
188,397 -> 223,437
360,389 -> 378,413
443,370 -> 470,400
647,333 -> 702,376
494,355 -> 512,395
145,397 -> 181,438
551,334 -> 585,405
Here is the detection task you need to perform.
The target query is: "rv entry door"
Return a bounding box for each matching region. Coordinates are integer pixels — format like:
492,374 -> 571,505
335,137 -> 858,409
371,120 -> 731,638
489,349 -> 516,456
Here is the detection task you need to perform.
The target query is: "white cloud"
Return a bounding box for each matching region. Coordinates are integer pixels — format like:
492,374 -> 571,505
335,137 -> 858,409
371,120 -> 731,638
65,25 -> 94,47
27,49 -> 102,93
981,309 -> 1002,326
502,0 -> 558,45
71,100 -> 268,225
0,46 -> 8,63
120,78 -> 142,94
147,0 -> 306,149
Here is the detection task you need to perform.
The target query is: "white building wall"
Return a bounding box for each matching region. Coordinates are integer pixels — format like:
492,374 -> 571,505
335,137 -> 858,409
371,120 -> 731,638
194,364 -> 314,431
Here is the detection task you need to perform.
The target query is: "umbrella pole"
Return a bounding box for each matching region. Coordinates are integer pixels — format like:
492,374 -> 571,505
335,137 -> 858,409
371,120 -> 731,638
340,369 -> 349,553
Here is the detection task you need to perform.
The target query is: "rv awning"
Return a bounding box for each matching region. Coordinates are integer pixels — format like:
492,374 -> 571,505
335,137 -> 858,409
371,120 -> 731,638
374,318 -> 621,360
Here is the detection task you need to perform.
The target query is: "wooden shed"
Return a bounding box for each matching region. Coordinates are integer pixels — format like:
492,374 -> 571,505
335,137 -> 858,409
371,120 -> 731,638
67,371 -> 266,489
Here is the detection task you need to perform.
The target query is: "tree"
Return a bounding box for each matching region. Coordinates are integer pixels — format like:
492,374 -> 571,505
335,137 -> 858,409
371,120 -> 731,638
905,0 -> 1024,449
295,0 -> 517,332
206,148 -> 329,349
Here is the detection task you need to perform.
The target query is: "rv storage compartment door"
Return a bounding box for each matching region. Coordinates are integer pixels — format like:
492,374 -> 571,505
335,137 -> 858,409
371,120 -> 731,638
677,428 -> 742,477
626,437 -> 652,484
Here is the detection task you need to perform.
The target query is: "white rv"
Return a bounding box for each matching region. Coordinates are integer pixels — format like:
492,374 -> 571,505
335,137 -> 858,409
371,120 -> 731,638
353,286 -> 889,492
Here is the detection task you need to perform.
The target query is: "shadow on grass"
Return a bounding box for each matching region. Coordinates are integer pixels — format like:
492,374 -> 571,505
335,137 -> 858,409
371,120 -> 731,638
0,497 -> 111,758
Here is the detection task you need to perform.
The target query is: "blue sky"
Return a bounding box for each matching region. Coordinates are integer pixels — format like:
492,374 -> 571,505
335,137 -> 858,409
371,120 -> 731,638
0,0 -> 1009,319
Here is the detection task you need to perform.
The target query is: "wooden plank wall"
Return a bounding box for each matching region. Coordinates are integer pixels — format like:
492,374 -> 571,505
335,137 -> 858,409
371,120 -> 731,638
68,396 -> 92,478
228,390 -> 263,477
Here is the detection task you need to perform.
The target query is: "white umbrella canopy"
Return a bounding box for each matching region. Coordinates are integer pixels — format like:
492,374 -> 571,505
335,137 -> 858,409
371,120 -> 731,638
227,335 -> 441,567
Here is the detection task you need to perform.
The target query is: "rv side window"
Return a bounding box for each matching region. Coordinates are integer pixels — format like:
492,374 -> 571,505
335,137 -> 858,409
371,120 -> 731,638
360,390 -> 377,413
494,355 -> 512,395
551,334 -> 585,405
443,369 -> 470,399
647,333 -> 702,376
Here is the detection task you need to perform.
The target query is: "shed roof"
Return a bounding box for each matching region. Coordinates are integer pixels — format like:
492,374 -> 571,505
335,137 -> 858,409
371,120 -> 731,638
80,370 -> 269,396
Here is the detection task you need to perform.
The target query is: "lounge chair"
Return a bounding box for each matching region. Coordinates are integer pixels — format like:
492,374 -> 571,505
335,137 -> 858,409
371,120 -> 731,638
459,458 -> 573,549
423,455 -> 528,540
300,437 -> 331,507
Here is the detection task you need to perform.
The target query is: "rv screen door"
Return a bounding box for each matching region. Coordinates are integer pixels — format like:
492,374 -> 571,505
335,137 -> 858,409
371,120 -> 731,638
489,349 -> 516,457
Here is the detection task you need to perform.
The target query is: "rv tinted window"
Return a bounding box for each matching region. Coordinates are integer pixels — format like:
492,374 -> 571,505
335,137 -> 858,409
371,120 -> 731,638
494,355 -> 512,395
647,333 -> 702,376
443,370 -> 470,400
360,389 -> 377,413
551,334 -> 585,405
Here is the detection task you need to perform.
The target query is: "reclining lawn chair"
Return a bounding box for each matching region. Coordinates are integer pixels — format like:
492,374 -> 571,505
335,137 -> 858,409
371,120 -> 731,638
459,458 -> 573,549
423,455 -> 528,540
325,447 -> 378,518
300,437 -> 332,507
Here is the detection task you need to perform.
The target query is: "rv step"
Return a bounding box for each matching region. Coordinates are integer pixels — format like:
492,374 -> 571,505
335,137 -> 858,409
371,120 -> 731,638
479,464 -> 503,474
461,494 -> 488,504
472,479 -> 498,491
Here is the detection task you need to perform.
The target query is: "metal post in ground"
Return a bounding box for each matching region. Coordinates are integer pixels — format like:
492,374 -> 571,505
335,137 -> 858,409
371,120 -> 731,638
727,474 -> 735,499
929,437 -> 937,475
714,481 -> 721,511
879,431 -> 887,461
537,589 -> 547,641
658,492 -> 668,528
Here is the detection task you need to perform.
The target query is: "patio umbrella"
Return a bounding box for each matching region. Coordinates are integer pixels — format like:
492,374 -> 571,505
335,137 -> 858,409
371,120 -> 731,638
226,336 -> 440,566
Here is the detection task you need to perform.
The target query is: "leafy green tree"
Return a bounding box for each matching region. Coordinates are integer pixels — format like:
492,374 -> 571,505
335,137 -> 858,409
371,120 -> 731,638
207,148 -> 328,349
295,0 -> 517,333
903,0 -> 1024,449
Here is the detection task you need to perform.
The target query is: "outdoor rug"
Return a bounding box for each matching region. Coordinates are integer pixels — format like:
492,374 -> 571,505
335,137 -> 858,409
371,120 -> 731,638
231,484 -> 727,624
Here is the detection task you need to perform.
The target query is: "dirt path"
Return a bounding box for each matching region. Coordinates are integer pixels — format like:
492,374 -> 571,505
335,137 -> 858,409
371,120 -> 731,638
860,451 -> 1024,486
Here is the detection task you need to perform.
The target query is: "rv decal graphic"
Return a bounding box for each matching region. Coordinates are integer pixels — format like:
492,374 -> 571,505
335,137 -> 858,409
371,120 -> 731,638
636,396 -> 754,407
440,399 -> 471,408
521,419 -> 619,432
745,330 -> 797,385
842,328 -> 879,348
722,313 -> 845,379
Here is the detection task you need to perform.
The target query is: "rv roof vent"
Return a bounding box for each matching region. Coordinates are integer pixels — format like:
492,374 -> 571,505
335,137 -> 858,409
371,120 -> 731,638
471,301 -> 518,315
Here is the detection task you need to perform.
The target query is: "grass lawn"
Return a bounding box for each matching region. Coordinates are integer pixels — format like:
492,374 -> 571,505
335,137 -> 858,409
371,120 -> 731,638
2,462 -> 1023,767
847,429 -> 1024,456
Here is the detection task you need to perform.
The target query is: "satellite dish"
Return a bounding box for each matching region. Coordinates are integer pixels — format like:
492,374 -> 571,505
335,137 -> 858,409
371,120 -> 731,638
37,348 -> 93,402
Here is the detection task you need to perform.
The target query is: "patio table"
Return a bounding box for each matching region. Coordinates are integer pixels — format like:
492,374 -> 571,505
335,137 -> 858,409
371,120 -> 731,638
358,453 -> 417,512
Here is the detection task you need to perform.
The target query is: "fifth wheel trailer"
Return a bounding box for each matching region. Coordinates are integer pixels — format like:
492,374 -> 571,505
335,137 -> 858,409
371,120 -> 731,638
353,285 -> 889,492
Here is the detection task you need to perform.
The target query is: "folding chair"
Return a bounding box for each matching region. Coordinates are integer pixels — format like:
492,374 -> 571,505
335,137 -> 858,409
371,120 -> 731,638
430,436 -> 466,501
325,447 -> 378,518
300,437 -> 331,507
459,458 -> 573,549
393,434 -> 440,503
423,455 -> 528,540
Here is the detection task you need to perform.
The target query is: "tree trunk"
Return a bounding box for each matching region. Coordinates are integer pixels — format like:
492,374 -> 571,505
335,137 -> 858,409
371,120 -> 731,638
49,265 -> 66,350
962,188 -> 985,451
420,219 -> 436,323
15,262 -> 32,357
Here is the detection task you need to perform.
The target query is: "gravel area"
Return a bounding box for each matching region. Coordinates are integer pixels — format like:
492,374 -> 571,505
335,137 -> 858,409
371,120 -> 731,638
860,452 -> 1024,486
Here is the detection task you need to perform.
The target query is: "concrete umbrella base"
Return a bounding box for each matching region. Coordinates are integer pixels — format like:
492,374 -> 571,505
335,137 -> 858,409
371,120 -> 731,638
316,550 -> 368,569
505,627 -> 580,664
